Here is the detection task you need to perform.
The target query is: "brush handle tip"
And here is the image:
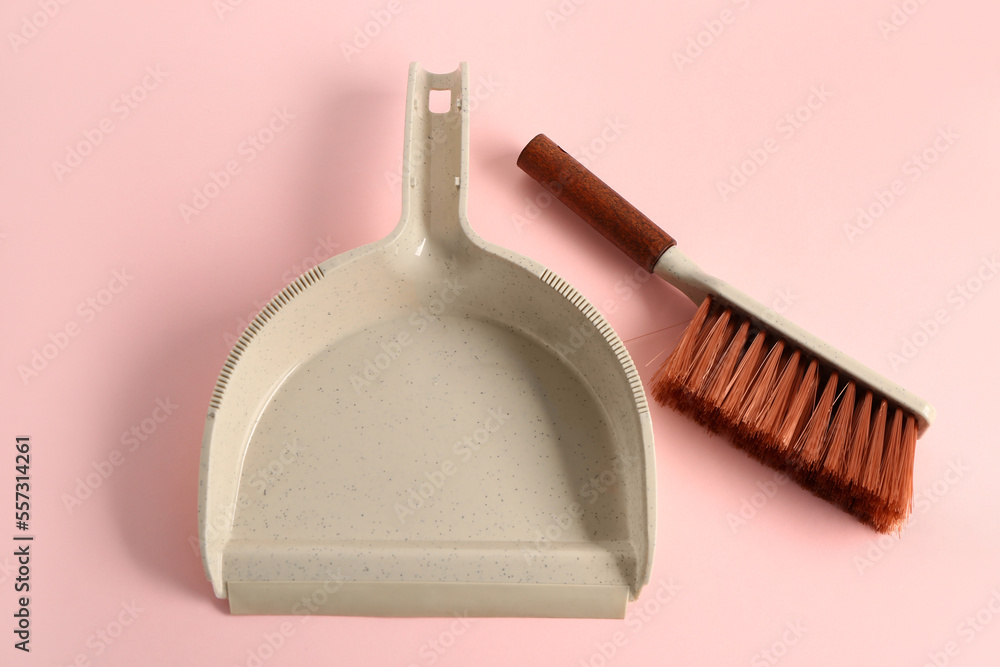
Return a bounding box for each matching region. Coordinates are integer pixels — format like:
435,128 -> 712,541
517,133 -> 676,272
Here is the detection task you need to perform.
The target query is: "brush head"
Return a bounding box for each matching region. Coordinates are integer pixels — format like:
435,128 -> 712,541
652,296 -> 918,534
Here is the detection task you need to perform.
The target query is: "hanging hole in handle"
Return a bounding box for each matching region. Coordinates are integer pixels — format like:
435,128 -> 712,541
429,89 -> 451,113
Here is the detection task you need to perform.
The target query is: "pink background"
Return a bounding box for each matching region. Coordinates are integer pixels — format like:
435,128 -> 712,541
3,0 -> 999,665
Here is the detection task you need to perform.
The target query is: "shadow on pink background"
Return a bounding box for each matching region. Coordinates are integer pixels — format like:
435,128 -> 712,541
2,1 -> 999,665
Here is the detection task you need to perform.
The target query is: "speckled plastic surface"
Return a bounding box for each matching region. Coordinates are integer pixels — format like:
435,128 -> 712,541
197,63 -> 656,618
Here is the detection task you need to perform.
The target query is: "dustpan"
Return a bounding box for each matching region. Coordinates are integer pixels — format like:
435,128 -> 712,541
198,63 -> 656,618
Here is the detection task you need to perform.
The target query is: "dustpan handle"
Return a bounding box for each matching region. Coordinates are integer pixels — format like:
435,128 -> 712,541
517,133 -> 676,272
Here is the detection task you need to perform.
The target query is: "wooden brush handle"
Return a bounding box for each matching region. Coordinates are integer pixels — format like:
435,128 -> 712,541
517,133 -> 676,272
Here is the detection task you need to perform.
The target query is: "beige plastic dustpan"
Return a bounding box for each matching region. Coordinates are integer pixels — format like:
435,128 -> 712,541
198,63 -> 655,618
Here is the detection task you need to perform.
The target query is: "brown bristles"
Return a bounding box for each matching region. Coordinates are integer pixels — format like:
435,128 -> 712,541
858,400 -> 888,497
736,340 -> 786,436
651,295 -> 920,534
697,320 -> 750,425
650,297 -> 711,406
774,359 -> 819,452
793,372 -> 839,469
878,409 -> 904,499
876,409 -> 906,529
817,383 -> 856,492
843,391 -> 873,488
718,331 -> 766,423
684,311 -> 733,398
751,350 -> 802,467
895,416 -> 917,517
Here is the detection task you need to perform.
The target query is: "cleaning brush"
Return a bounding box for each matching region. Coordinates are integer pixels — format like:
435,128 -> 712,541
517,133 -> 935,534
